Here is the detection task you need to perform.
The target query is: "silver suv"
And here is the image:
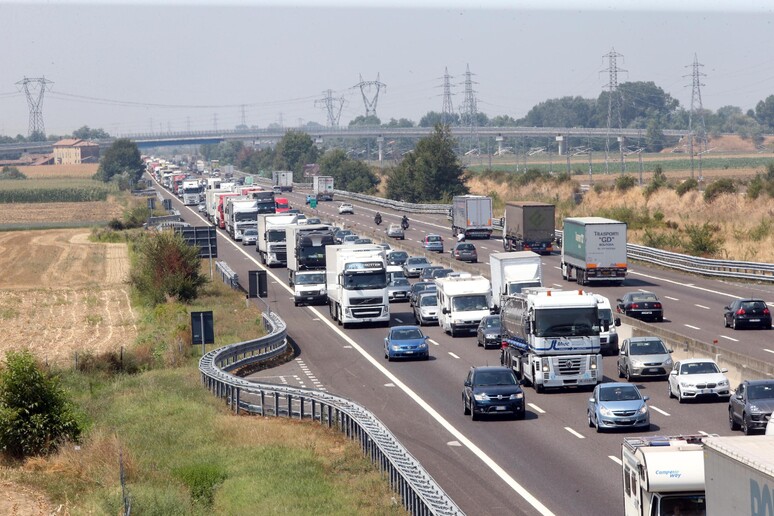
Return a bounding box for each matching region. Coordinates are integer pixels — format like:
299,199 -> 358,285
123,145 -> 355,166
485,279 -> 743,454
617,337 -> 673,381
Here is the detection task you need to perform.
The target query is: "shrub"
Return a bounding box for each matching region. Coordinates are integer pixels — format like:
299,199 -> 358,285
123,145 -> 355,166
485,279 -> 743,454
615,174 -> 637,192
0,166 -> 27,180
703,178 -> 736,202
644,165 -> 668,198
684,222 -> 724,256
642,228 -> 683,251
675,178 -> 698,197
174,463 -> 228,507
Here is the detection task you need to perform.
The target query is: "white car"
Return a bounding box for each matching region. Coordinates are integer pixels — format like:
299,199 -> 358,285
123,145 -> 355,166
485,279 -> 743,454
338,203 -> 354,215
667,358 -> 731,403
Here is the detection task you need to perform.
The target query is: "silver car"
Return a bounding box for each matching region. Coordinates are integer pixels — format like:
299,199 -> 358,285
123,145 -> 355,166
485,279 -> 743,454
242,228 -> 258,246
403,256 -> 433,278
587,382 -> 650,433
387,277 -> 411,302
413,291 -> 439,325
386,223 -> 405,240
617,337 -> 673,381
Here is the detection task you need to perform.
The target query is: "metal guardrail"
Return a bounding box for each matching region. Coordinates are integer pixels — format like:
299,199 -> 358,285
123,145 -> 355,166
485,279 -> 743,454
215,261 -> 239,289
198,295 -> 462,514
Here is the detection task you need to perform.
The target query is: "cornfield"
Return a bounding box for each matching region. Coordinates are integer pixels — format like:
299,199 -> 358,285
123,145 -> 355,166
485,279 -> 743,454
0,179 -> 116,203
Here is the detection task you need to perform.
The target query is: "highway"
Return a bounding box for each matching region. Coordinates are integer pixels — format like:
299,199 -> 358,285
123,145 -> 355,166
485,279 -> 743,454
161,183 -> 774,515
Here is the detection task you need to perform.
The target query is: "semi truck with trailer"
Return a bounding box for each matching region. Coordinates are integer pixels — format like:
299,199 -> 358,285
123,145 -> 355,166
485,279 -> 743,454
182,179 -> 202,206
250,190 -> 277,215
275,196 -> 290,213
215,192 -> 241,229
272,170 -> 293,192
312,175 -> 334,201
451,195 -> 493,239
326,244 -> 390,328
503,202 -> 556,254
436,274 -> 492,337
561,217 -> 628,286
489,251 -> 543,313
256,213 -> 298,266
224,197 -> 259,240
205,187 -> 233,224
287,225 -> 335,306
500,288 -> 604,392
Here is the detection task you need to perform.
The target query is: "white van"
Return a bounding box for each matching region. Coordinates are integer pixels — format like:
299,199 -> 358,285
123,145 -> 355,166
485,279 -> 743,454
436,274 -> 492,337
593,294 -> 621,355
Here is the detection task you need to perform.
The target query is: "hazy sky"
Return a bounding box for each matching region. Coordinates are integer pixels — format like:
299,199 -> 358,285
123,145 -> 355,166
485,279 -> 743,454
1,1 -> 773,137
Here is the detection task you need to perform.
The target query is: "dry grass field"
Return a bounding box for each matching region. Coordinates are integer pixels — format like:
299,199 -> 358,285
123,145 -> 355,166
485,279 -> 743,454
17,163 -> 99,179
0,198 -> 124,226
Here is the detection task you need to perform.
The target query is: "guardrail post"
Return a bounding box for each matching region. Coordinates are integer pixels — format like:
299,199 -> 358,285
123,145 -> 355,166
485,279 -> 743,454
234,388 -> 240,414
300,396 -> 305,420
260,390 -> 265,416
274,392 -> 279,416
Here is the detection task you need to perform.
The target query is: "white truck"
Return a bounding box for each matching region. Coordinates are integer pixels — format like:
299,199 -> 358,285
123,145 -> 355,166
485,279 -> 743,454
592,293 -> 621,356
500,288 -> 604,392
182,179 -> 202,206
704,435 -> 774,516
436,274 -> 492,337
561,217 -> 628,286
326,244 -> 390,328
205,185 -> 236,224
272,170 -> 293,192
287,225 -> 335,306
451,195 -> 493,239
224,197 -> 259,240
622,435 -> 708,516
257,213 -> 298,266
313,175 -> 334,201
489,251 -> 543,313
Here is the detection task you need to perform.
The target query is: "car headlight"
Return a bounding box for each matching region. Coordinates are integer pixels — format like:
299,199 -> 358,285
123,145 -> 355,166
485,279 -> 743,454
392,345 -> 400,351
719,379 -> 729,387
473,393 -> 490,401
664,358 -> 673,366
599,406 -> 614,417
680,381 -> 695,388
509,393 -> 524,400
638,405 -> 649,414
418,342 -> 427,349
631,360 -> 644,368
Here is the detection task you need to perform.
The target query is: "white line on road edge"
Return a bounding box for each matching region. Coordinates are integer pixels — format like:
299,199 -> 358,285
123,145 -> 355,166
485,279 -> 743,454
220,214 -> 556,516
698,430 -> 709,436
527,403 -> 545,414
720,335 -> 739,342
765,349 -> 774,355
695,304 -> 710,310
664,296 -> 679,301
564,427 -> 585,439
609,456 -> 622,466
428,339 -> 440,346
448,352 -> 461,359
395,318 -> 403,323
650,406 -> 671,417
684,324 -> 701,330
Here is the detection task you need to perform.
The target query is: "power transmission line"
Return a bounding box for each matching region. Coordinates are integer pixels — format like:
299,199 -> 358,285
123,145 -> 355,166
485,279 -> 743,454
440,67 -> 455,125
459,64 -> 479,155
354,74 -> 386,118
685,53 -> 708,181
600,48 -> 626,174
315,89 -> 346,127
16,76 -> 53,137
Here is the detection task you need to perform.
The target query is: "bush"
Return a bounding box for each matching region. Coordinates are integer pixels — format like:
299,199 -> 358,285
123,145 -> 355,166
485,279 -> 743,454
747,175 -> 764,200
644,165 -> 668,198
675,178 -> 698,197
684,222 -> 724,256
615,174 -> 637,192
703,178 -> 736,202
0,166 -> 27,180
0,350 -> 82,458
174,463 -> 228,507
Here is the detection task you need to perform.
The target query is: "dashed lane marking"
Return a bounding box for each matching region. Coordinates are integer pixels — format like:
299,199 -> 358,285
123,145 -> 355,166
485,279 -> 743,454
448,352 -> 461,359
385,383 -> 395,387
695,304 -> 710,310
765,349 -> 774,355
527,403 -> 545,414
564,427 -> 585,439
664,296 -> 679,301
448,441 -> 462,447
428,339 -> 440,346
720,335 -> 739,342
609,456 -> 622,466
684,324 -> 700,330
650,406 -> 671,417
395,318 -> 403,323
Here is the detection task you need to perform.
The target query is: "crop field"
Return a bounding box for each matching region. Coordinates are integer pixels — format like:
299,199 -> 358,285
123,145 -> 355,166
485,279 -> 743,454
17,163 -> 99,178
0,178 -> 116,203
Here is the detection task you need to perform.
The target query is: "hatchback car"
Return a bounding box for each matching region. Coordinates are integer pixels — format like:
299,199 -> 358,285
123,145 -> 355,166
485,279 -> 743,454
354,238 -> 373,245
241,228 -> 258,246
341,234 -> 361,245
409,281 -> 436,307
729,380 -> 774,434
413,291 -> 439,325
587,382 -> 650,432
306,217 -> 322,225
430,268 -> 454,280
403,256 -> 433,278
723,299 -> 772,330
334,229 -> 354,244
617,337 -> 673,381
476,315 -> 502,349
420,266 -> 445,281
387,251 -> 408,266
386,224 -> 405,240
616,291 -> 664,322
387,277 -> 411,302
338,203 -> 354,215
197,202 -> 207,213
384,325 -> 430,361
462,366 -> 525,421
668,358 -> 731,403
422,234 -> 444,253
451,242 -> 478,263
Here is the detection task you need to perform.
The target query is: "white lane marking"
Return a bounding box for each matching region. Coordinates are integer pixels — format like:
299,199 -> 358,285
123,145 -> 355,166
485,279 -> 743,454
720,335 -> 739,342
480,246 -> 488,250
211,205 -> 556,516
552,283 -> 563,288
564,427 -> 585,439
428,339 -> 440,346
684,324 -> 701,330
312,318 -> 320,321
629,270 -> 745,300
343,345 -> 352,349
395,318 -> 403,323
695,304 -> 710,310
765,349 -> 774,355
385,383 -> 395,387
698,430 -> 709,436
609,456 -> 623,466
527,403 -> 545,414
664,296 -> 679,301
448,441 -> 462,447
650,406 -> 671,417
448,352 -> 461,359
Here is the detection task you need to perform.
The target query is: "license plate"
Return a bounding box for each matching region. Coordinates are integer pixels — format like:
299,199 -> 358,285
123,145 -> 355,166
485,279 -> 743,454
405,351 -> 413,354
701,389 -> 711,394
620,419 -> 632,424
495,406 -> 506,411
641,311 -> 652,315
750,319 -> 761,322
647,368 -> 660,373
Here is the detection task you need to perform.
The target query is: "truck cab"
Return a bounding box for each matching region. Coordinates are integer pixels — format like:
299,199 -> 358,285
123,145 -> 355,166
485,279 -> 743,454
593,293 -> 621,355
436,274 -> 492,337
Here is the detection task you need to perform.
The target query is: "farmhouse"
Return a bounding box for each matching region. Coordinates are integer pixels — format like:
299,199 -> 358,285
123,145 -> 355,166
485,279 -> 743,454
53,138 -> 100,165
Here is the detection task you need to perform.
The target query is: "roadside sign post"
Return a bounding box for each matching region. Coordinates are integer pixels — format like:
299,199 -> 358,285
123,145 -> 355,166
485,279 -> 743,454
191,311 -> 214,356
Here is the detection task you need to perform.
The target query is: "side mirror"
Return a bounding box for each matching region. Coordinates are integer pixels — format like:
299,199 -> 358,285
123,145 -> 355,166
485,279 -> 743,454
424,336 -> 429,340
643,396 -> 650,401
721,368 -> 728,373
588,397 -> 596,403
668,349 -> 673,353
603,321 -> 610,332
736,393 -> 744,400
670,370 -> 678,376
614,318 -> 621,327
442,308 -> 450,315
724,306 -> 730,311
616,299 -> 623,304
464,380 -> 471,387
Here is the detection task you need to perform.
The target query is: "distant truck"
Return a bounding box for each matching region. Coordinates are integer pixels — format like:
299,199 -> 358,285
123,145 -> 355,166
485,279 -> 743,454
503,202 -> 555,254
256,213 -> 298,266
451,195 -> 493,239
249,190 -> 277,215
561,217 -> 628,286
182,179 -> 202,206
313,175 -> 334,201
215,192 -> 240,229
224,197 -> 259,240
489,251 -> 543,313
326,244 -> 390,327
272,171 -> 293,192
287,225 -> 335,306
436,274 -> 492,337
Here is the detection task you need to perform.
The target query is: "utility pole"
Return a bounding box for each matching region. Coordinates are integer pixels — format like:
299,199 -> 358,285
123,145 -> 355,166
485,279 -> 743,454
240,104 -> 247,127
354,74 -> 387,118
440,67 -> 455,126
315,89 -> 345,127
601,48 -> 626,174
16,76 -> 53,138
459,64 -> 480,156
685,53 -> 708,182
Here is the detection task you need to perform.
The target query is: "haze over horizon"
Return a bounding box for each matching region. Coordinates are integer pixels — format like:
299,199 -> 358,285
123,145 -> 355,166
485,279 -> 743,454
2,1 -> 773,137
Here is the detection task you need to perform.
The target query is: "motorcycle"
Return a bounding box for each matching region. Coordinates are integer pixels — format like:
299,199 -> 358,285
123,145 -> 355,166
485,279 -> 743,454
401,218 -> 409,230
374,214 -> 382,226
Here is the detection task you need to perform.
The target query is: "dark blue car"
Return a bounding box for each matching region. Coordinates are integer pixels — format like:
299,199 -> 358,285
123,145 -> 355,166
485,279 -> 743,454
384,325 -> 430,361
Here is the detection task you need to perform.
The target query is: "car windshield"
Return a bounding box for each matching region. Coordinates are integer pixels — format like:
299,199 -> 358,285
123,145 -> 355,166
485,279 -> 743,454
343,270 -> 387,289
748,384 -> 774,400
244,229 -> 257,236
390,252 -> 407,260
391,278 -> 410,287
598,386 -> 641,402
419,295 -> 437,307
483,317 -> 500,329
598,308 -> 613,324
534,307 -> 598,337
389,225 -> 401,231
452,295 -> 489,312
390,328 -> 423,340
630,339 -> 667,355
474,370 -> 517,386
427,236 -> 441,242
680,362 -> 720,375
267,230 -> 285,242
408,257 -> 429,265
295,273 -> 325,285
457,244 -> 474,250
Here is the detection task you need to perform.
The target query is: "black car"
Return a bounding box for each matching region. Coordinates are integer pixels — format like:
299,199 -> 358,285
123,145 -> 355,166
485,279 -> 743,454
616,291 -> 664,322
409,281 -> 437,307
387,251 -> 409,266
476,315 -> 501,349
419,266 -> 445,281
729,380 -> 774,434
462,366 -> 525,421
723,299 -> 772,330
334,229 -> 354,244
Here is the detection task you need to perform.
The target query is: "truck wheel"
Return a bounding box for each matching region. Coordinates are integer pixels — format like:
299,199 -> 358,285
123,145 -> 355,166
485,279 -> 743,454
336,305 -> 343,326
450,326 -> 457,337
729,409 -> 740,430
329,302 -> 336,321
561,264 -> 568,281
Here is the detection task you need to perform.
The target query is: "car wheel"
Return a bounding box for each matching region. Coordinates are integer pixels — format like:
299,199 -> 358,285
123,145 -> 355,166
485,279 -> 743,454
588,411 -> 594,428
463,398 -> 470,415
471,406 -> 479,421
450,326 -> 457,338
742,414 -> 751,435
731,317 -> 737,330
678,387 -> 685,404
625,366 -> 632,382
294,301 -> 299,307
729,408 -> 741,430
668,381 -> 675,399
617,363 -> 625,379
723,315 -> 729,328
386,351 -> 393,362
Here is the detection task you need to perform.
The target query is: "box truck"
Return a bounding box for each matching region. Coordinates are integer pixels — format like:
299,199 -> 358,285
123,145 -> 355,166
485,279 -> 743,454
272,170 -> 293,192
489,251 -> 543,312
451,195 -> 493,239
256,213 -> 298,266
313,175 -> 334,201
287,225 -> 335,306
436,274 -> 492,337
561,217 -> 627,286
503,202 -> 555,254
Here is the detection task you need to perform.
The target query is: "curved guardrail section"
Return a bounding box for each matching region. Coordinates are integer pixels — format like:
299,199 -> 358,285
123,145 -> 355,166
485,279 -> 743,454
199,312 -> 463,516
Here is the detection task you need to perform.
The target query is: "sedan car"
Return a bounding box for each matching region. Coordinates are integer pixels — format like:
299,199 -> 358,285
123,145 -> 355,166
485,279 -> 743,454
338,203 -> 354,215
451,242 -> 478,263
422,234 -> 444,253
616,291 -> 664,322
462,366 -> 525,421
409,281 -> 436,307
403,256 -> 433,278
197,202 -> 207,213
387,277 -> 411,302
386,224 -> 405,240
306,217 -> 322,225
729,380 -> 774,434
354,238 -> 373,245
341,234 -> 360,245
384,325 -> 430,361
668,358 -> 731,403
476,315 -> 502,349
413,291 -> 439,326
617,337 -> 673,381
241,228 -> 258,246
723,299 -> 772,330
587,382 -> 650,432
387,251 -> 408,266
419,266 -> 445,281
334,229 -> 354,244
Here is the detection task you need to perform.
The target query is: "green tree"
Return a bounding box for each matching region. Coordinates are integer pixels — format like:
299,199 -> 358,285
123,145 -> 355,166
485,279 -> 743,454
755,95 -> 774,131
95,138 -> 144,186
645,118 -> 665,152
130,231 -> 208,306
272,131 -> 319,179
703,178 -> 736,202
348,115 -> 381,127
72,125 -> 110,140
318,149 -> 378,193
0,350 -> 82,458
419,111 -> 459,127
0,166 -> 27,180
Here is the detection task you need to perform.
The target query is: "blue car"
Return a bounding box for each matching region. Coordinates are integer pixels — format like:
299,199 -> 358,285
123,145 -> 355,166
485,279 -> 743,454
384,325 -> 430,361
587,382 -> 650,433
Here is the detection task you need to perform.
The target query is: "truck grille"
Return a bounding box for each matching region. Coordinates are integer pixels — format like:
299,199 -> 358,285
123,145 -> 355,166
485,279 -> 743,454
352,307 -> 383,318
556,357 -> 583,375
350,297 -> 382,306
